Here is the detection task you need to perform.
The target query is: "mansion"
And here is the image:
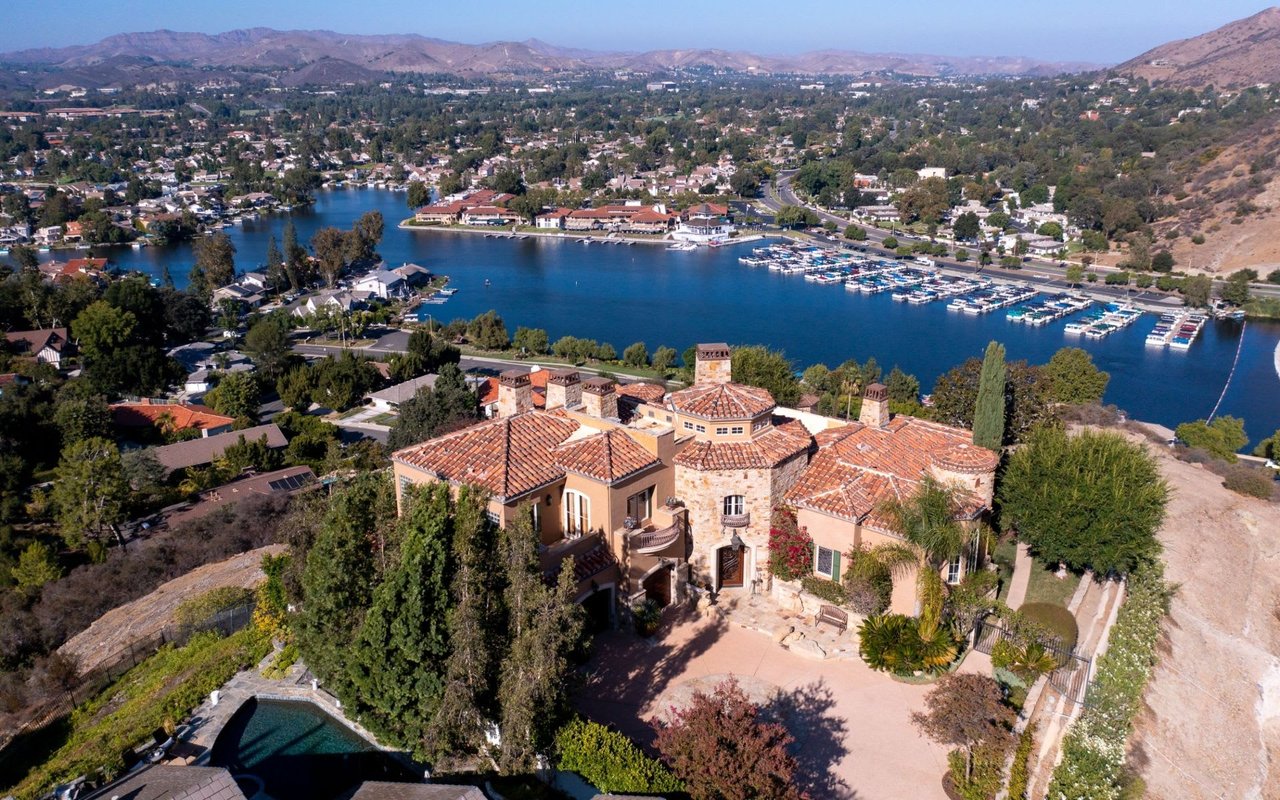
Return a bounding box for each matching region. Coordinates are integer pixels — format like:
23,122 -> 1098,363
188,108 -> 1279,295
391,345 -> 997,622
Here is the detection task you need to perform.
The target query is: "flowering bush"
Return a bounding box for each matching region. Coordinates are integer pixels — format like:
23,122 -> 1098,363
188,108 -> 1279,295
768,509 -> 813,582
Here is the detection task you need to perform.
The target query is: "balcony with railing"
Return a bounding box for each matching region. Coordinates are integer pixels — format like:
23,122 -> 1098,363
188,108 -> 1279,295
721,511 -> 751,528
628,523 -> 682,554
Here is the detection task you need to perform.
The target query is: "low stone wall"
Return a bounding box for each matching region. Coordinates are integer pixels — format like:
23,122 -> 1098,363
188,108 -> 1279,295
769,577 -> 867,627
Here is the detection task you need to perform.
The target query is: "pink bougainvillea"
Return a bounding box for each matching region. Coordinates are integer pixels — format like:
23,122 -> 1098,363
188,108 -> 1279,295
768,508 -> 813,582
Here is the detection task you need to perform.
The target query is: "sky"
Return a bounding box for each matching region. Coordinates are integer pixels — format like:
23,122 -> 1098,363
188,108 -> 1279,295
1,0 -> 1274,64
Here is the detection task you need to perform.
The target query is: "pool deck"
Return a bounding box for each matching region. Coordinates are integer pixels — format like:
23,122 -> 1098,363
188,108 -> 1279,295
177,648 -> 403,767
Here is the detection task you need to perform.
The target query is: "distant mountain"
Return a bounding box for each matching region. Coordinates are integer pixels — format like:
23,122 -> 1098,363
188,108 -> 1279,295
1116,6 -> 1280,87
0,28 -> 1098,79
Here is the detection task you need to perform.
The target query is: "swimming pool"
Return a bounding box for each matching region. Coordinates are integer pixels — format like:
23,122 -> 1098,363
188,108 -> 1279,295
208,697 -> 417,800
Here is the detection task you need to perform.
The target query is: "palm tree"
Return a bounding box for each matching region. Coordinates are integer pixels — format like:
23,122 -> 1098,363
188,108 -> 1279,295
873,477 -> 973,636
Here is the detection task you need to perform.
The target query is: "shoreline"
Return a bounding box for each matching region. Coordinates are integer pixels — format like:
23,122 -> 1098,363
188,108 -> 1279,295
397,218 -> 765,249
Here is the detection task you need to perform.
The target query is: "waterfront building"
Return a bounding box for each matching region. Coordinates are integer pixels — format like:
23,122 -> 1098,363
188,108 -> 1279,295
390,345 -> 998,622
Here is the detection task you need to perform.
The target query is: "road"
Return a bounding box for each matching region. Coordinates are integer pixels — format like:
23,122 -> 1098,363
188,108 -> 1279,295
762,171 -> 1280,302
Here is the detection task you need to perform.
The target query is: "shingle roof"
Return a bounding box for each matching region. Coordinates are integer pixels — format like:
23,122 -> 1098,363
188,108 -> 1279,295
342,782 -> 487,800
673,418 -> 812,470
553,428 -> 660,483
84,765 -> 247,800
668,382 -> 775,420
5,327 -> 68,355
786,415 -> 994,525
392,412 -> 579,500
152,424 -> 289,472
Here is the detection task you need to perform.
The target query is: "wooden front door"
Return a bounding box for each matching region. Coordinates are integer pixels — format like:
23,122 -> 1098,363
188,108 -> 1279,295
643,568 -> 671,607
718,545 -> 745,589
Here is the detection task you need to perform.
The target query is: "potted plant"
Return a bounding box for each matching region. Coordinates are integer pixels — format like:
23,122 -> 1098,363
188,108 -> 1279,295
632,598 -> 662,637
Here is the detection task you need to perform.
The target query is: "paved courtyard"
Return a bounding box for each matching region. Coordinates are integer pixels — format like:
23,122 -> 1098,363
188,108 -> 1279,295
577,603 -> 956,800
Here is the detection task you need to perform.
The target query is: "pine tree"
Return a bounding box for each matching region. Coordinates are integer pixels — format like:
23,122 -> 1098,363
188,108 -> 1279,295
426,486 -> 505,758
264,235 -> 286,292
497,509 -> 584,772
972,341 -> 1006,449
349,483 -> 455,755
296,475 -> 388,704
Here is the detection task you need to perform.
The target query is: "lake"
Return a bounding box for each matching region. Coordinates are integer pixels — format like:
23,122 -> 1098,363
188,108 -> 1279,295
39,187 -> 1280,445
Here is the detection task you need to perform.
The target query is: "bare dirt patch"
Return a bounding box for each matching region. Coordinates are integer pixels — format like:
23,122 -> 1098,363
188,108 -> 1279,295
1130,439 -> 1280,800
56,544 -> 284,677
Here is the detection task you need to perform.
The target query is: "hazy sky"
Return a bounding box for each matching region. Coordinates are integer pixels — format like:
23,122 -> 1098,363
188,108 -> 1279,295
2,0 -> 1272,63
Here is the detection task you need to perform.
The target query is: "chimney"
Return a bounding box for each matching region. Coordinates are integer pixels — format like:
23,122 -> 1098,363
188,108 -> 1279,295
859,383 -> 890,428
694,343 -> 732,385
497,369 -> 533,418
546,369 -> 582,410
581,377 -> 619,419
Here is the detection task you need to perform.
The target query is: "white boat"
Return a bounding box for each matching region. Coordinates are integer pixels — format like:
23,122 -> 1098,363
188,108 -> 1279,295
666,242 -> 697,251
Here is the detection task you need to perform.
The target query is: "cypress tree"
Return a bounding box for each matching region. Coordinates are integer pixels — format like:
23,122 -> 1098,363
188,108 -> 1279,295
497,509 -> 585,772
426,486 -> 506,757
972,341 -> 1007,450
349,483 -> 456,754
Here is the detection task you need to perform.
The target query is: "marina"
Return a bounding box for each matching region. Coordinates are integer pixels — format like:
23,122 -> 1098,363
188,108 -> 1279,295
1063,303 -> 1144,339
1146,311 -> 1209,350
1006,294 -> 1094,326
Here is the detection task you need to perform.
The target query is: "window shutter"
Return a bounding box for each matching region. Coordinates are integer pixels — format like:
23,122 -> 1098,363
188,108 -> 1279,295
831,550 -> 842,583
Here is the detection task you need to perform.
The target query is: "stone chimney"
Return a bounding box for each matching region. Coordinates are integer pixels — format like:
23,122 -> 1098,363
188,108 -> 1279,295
859,383 -> 890,428
545,369 -> 582,410
695,343 -> 732,385
582,377 -> 619,419
497,369 -> 533,418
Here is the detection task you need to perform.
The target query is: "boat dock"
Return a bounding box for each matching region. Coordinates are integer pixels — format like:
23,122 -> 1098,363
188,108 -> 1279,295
946,283 -> 1039,315
1006,293 -> 1093,326
1064,303 -> 1143,339
1146,311 -> 1208,350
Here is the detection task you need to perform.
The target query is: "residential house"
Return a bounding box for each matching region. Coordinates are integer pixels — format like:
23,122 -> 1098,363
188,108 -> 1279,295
167,466 -> 317,526
393,345 -> 996,623
460,206 -> 520,226
4,328 -> 71,367
414,201 -> 465,224
111,400 -> 235,438
353,269 -> 410,300
152,423 -> 289,474
365,373 -> 438,412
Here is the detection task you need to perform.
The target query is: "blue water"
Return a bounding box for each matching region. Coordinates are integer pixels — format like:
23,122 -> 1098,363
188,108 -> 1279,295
28,187 -> 1280,444
208,697 -> 416,800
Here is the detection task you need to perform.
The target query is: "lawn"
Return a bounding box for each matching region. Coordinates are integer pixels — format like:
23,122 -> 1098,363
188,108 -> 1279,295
1023,559 -> 1081,608
1,628 -> 270,800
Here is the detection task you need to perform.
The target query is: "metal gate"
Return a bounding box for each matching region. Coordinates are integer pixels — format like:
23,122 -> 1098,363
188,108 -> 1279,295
973,619 -> 1092,705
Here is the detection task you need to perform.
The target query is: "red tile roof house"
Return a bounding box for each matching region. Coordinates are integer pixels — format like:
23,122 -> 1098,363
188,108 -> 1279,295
4,328 -> 72,367
110,400 -> 236,438
393,345 -> 997,626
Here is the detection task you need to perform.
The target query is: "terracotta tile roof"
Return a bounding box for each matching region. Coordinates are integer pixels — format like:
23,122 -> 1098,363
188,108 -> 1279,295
572,540 -> 619,582
392,411 -> 579,500
673,418 -> 812,470
553,428 -> 660,483
111,401 -> 235,432
786,415 -> 995,525
616,381 -> 666,404
668,382 -> 775,420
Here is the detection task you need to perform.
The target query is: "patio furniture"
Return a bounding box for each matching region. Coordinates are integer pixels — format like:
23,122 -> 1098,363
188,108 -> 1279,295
816,605 -> 848,635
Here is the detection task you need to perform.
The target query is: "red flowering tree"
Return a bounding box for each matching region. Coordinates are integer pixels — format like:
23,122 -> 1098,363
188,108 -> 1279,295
768,508 -> 813,582
652,678 -> 805,800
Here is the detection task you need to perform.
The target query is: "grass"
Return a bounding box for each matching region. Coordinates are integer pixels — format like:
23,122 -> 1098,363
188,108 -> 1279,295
1023,559 -> 1081,608
454,345 -> 679,384
1,628 -> 270,800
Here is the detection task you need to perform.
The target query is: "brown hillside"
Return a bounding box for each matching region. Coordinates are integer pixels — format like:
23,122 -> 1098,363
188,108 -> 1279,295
1117,7 -> 1280,88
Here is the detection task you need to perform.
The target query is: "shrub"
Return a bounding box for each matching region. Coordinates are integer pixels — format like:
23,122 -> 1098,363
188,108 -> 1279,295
1191,233 -> 1205,244
1006,723 -> 1037,800
767,509 -> 813,582
858,614 -> 958,674
173,586 -> 255,628
1175,416 -> 1248,462
842,545 -> 892,615
800,575 -> 847,604
946,740 -> 1007,800
631,598 -> 662,637
1017,603 -> 1078,651
1049,562 -> 1172,799
1221,466 -> 1274,499
555,717 -> 683,795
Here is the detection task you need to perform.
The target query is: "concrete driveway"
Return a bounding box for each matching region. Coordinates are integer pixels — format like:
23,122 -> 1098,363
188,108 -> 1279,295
576,606 -> 953,800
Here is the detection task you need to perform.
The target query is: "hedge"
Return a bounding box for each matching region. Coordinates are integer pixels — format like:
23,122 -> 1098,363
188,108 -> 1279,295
1047,562 -> 1172,800
554,717 -> 683,795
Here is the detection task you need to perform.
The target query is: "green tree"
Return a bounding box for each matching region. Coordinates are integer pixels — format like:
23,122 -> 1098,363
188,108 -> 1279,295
512,326 -> 550,356
895,177 -> 949,224
387,362 -> 480,450
884,366 -> 920,405
53,394 -> 112,446
497,508 -> 584,772
1182,274 -> 1212,307
1065,264 -> 1085,286
296,475 -> 391,703
425,486 -> 504,757
204,371 -> 261,425
1175,416 -> 1248,462
466,310 -> 510,350
1219,271 -> 1252,306
930,357 -> 1051,443
730,346 -> 800,405
651,346 -> 678,373
775,204 -> 818,229
264,236 -> 286,292
349,483 -> 455,754
350,210 -> 385,263
912,673 -> 1014,784
623,341 -> 649,368
72,300 -> 136,362
407,181 -> 430,210
283,219 -> 307,289
952,211 -> 980,241
311,227 -> 348,287
882,235 -> 899,249
11,541 -> 62,593
972,341 -> 1007,449
1044,347 -> 1110,405
844,224 -> 867,241
1254,429 -> 1280,461
192,232 -> 236,291
52,437 -> 129,550
999,427 -> 1168,575
244,314 -> 294,380
1036,221 -> 1064,241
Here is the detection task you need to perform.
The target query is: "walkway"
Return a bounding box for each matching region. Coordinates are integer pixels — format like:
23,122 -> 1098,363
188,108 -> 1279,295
1005,543 -> 1033,610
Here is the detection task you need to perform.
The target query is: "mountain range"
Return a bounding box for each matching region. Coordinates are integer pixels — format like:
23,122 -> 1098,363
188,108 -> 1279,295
0,28 -> 1099,81
1116,6 -> 1280,87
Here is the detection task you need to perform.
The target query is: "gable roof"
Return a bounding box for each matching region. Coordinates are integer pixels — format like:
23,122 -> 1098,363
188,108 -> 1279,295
5,327 -> 68,355
343,782 -> 486,800
552,428 -> 660,484
152,424 -> 288,472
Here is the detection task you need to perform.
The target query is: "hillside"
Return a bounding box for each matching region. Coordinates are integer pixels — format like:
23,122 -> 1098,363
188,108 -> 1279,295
1116,6 -> 1280,88
0,28 -> 1097,78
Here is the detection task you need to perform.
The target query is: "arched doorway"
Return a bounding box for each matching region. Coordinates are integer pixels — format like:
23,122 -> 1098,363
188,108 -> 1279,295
642,566 -> 672,607
580,586 -> 615,633
716,542 -> 746,590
